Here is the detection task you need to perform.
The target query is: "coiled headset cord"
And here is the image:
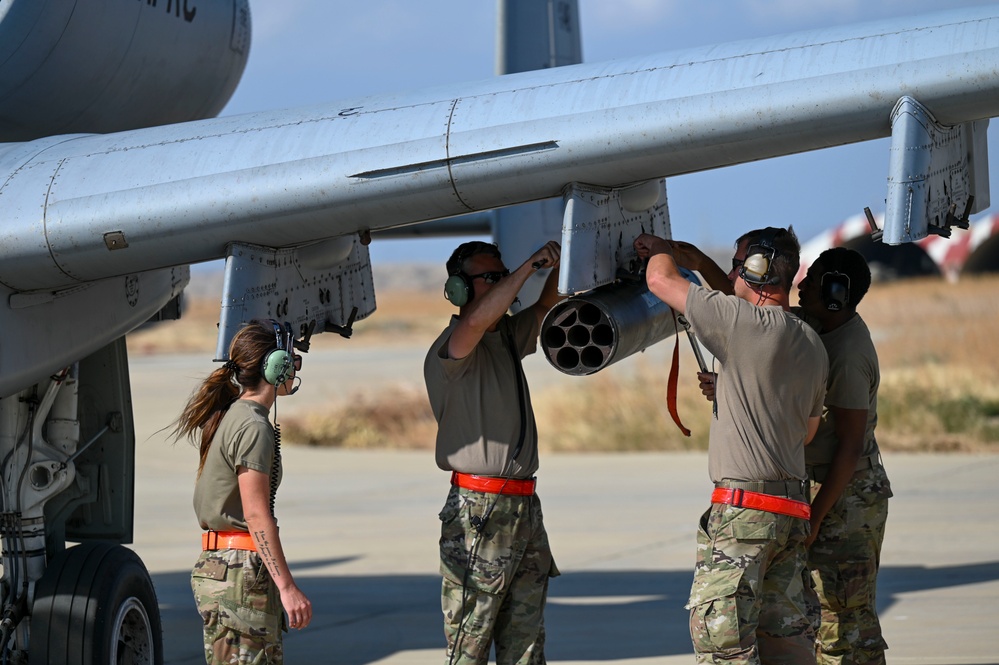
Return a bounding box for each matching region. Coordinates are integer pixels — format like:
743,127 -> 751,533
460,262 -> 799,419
270,396 -> 282,519
270,424 -> 281,518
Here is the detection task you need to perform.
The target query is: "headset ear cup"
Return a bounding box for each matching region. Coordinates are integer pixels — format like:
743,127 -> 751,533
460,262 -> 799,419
821,272 -> 851,311
262,350 -> 293,386
741,254 -> 770,286
444,274 -> 472,307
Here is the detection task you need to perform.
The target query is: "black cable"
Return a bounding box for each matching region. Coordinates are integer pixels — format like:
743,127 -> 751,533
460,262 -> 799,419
504,327 -> 528,465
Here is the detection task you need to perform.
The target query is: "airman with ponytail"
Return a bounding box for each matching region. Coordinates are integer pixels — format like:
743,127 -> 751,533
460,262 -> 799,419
175,320 -> 311,665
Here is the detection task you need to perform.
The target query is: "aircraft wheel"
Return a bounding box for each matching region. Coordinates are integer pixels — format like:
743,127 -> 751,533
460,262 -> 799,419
30,541 -> 163,665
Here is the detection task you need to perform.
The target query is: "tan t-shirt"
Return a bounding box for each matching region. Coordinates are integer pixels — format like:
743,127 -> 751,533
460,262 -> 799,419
685,284 -> 828,483
424,310 -> 539,478
193,399 -> 281,532
804,313 -> 881,466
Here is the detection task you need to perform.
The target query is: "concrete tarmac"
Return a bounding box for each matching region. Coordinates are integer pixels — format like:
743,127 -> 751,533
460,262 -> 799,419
129,350 -> 999,664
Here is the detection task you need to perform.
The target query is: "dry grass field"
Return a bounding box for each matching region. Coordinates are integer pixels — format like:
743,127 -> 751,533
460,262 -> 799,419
127,271 -> 999,453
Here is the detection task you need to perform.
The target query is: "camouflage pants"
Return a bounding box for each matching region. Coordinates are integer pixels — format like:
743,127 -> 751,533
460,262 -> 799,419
191,548 -> 286,664
687,502 -> 815,665
807,464 -> 892,665
438,485 -> 560,665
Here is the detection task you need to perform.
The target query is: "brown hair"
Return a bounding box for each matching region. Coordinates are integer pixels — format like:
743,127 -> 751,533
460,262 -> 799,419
446,241 -> 502,276
174,320 -> 278,475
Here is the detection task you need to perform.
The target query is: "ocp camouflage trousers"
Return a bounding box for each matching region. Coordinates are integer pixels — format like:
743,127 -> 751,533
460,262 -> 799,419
438,485 -> 560,665
807,464 -> 891,665
687,502 -> 815,665
191,548 -> 286,664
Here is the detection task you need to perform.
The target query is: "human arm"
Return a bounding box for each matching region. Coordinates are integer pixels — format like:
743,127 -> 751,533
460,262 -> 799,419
804,416 -> 820,445
669,241 -> 733,294
804,406 -> 867,547
634,234 -> 691,314
448,241 -> 560,360
531,243 -> 564,329
238,467 -> 313,629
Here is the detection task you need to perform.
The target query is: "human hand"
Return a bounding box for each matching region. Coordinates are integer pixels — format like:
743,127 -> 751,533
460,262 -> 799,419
530,240 -> 561,270
634,233 -> 670,259
697,372 -> 717,401
281,584 -> 313,630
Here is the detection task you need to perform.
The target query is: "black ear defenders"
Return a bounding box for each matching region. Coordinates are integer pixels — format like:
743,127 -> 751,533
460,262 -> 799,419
740,229 -> 781,287
261,321 -> 295,386
821,271 -> 851,311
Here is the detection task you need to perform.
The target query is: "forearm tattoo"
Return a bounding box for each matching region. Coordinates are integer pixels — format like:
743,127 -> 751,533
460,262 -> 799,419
253,529 -> 282,577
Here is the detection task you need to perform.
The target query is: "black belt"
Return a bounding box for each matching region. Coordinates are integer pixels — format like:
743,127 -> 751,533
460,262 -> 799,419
715,478 -> 808,499
807,454 -> 878,484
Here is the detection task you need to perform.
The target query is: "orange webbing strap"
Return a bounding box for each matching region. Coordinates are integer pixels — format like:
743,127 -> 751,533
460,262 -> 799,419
666,317 -> 691,437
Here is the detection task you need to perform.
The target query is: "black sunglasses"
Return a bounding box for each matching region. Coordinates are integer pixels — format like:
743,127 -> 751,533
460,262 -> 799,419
292,354 -> 302,371
468,269 -> 509,284
731,257 -> 745,272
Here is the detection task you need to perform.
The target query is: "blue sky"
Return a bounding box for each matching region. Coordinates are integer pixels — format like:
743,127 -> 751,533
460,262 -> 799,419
219,0 -> 999,265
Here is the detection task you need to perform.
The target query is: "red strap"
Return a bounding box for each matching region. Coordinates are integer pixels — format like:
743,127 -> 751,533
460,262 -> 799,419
451,471 -> 536,496
711,487 -> 811,520
666,320 -> 691,437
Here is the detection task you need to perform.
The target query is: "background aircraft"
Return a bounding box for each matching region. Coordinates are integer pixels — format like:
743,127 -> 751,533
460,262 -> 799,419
2,0 -> 999,661
799,212 -> 999,282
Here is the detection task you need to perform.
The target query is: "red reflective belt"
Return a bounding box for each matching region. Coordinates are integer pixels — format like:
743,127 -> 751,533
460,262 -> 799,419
202,530 -> 257,552
451,471 -> 536,496
711,487 -> 811,520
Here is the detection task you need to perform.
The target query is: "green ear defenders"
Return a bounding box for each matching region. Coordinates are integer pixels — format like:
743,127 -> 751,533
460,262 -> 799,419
261,321 -> 294,386
443,241 -> 502,307
444,272 -> 474,307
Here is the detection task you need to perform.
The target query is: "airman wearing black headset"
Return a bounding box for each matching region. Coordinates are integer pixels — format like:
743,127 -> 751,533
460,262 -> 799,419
424,239 -> 564,665
796,247 -> 892,665
635,226 -> 828,664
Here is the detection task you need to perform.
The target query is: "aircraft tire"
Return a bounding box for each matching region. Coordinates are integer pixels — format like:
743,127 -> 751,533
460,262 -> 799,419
30,541 -> 163,665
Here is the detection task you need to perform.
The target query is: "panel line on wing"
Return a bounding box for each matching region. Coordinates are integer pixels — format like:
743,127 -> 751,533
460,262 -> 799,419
349,141 -> 559,180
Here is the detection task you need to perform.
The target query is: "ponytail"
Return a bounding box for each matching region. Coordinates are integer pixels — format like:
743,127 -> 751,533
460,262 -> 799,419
173,321 -> 277,475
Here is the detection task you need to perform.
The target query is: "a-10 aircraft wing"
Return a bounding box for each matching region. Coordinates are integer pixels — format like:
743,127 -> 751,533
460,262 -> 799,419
4,4 -> 999,391
1,0 -> 998,660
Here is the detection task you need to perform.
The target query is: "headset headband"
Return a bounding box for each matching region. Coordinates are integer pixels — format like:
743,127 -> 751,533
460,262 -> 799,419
740,228 -> 781,287
271,320 -> 285,352
447,241 -> 500,276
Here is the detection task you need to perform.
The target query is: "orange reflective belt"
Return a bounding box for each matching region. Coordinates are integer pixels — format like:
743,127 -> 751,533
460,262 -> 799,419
451,471 -> 536,496
202,530 -> 257,551
711,487 -> 811,520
